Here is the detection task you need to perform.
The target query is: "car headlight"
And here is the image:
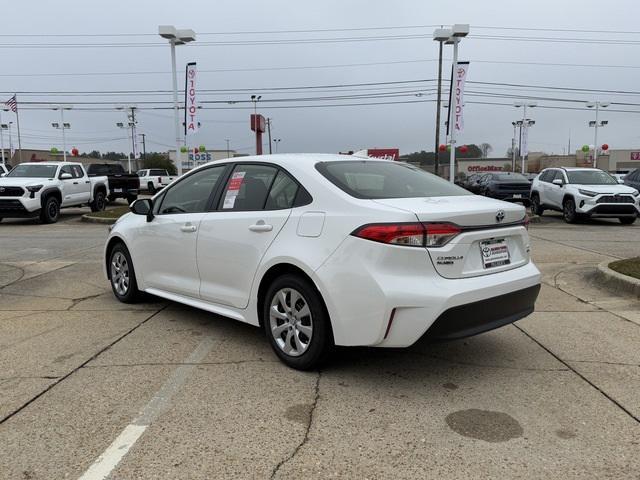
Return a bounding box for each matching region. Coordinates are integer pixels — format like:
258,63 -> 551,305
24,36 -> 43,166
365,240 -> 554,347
26,185 -> 43,193
632,190 -> 639,197
578,189 -> 598,197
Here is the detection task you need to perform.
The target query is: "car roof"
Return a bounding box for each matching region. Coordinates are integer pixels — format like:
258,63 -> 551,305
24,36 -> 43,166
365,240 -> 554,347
16,162 -> 77,167
203,153 -> 392,170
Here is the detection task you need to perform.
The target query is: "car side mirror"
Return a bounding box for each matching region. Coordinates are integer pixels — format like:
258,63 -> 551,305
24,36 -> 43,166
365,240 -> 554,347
130,198 -> 154,221
60,173 -> 73,180
552,178 -> 564,187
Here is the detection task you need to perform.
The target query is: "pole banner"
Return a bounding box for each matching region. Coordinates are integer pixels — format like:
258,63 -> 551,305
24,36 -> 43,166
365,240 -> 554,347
184,62 -> 198,136
453,61 -> 469,134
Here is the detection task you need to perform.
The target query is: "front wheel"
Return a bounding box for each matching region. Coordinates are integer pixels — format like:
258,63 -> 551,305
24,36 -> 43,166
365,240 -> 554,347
530,194 -> 544,216
109,243 -> 142,303
563,198 -> 578,224
619,216 -> 636,225
40,196 -> 60,224
90,191 -> 106,212
263,274 -> 333,370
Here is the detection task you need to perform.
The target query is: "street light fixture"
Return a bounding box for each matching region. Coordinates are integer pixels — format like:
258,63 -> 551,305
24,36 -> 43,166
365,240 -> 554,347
273,138 -> 281,153
514,101 -> 537,174
437,24 -> 469,182
159,25 -> 196,176
586,101 -> 609,167
51,106 -> 72,161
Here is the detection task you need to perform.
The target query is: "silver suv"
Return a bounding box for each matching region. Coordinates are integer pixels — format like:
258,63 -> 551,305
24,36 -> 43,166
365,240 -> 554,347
530,167 -> 639,224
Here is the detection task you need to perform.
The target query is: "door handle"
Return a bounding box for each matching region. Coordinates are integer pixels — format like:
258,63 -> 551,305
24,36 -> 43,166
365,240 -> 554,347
180,223 -> 197,233
249,223 -> 273,232
73,182 -> 79,185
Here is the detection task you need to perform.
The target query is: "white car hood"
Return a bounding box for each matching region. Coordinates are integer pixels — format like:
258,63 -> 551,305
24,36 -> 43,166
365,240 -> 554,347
0,177 -> 53,187
575,184 -> 638,194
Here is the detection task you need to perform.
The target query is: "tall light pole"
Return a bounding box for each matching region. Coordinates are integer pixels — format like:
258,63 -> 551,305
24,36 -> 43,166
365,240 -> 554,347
273,138 -> 281,153
52,105 -> 72,162
511,121 -> 519,172
586,101 -> 609,168
444,24 -> 469,182
225,138 -> 231,158
251,95 -> 262,155
159,25 -> 196,177
0,110 -> 5,165
514,101 -> 537,174
433,27 -> 450,177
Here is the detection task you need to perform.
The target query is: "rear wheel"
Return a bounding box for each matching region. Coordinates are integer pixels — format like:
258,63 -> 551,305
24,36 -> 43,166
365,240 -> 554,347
147,182 -> 156,194
90,191 -> 106,212
263,274 -> 332,370
40,196 -> 60,224
563,198 -> 577,224
530,194 -> 544,216
108,243 -> 141,303
619,216 -> 636,225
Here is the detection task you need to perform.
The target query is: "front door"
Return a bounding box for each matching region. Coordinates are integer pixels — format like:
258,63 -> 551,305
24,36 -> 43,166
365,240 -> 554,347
198,164 -> 300,309
132,165 -> 227,298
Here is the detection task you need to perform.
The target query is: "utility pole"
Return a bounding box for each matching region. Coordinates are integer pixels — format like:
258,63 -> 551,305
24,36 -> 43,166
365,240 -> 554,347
433,28 -> 446,176
139,133 -> 147,160
225,139 -> 230,158
266,118 -> 273,154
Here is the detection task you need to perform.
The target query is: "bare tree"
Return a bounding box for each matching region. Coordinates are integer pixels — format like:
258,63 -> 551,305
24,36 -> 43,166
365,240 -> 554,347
480,143 -> 493,158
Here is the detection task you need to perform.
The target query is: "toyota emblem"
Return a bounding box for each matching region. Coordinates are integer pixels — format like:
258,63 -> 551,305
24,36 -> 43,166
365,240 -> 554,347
0,187 -> 5,193
496,210 -> 505,223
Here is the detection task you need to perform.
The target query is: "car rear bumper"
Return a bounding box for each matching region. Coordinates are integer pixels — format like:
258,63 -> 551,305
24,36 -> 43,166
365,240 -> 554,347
421,284 -> 540,341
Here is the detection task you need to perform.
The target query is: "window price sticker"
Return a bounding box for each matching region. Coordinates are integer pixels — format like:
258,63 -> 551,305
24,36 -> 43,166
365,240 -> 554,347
222,171 -> 246,209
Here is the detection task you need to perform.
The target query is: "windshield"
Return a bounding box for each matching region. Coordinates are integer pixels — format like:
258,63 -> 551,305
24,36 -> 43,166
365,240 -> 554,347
316,161 -> 471,199
7,164 -> 58,178
566,170 -> 618,185
493,173 -> 528,181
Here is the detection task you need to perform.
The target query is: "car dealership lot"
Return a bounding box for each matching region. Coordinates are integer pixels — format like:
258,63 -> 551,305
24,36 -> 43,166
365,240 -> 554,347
0,213 -> 639,479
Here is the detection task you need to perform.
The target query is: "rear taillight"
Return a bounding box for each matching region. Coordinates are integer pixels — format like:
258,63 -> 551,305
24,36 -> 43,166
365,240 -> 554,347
352,222 -> 461,248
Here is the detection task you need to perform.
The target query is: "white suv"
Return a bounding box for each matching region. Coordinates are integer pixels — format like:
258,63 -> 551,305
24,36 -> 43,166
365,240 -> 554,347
530,167 -> 640,224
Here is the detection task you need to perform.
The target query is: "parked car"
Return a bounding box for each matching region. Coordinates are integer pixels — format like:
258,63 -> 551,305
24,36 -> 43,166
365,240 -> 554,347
477,172 -> 532,205
0,164 -> 9,176
0,162 -> 108,223
623,168 -> 640,191
530,167 -> 640,224
137,168 -> 176,193
105,154 -> 541,370
461,173 -> 484,193
88,163 -> 139,204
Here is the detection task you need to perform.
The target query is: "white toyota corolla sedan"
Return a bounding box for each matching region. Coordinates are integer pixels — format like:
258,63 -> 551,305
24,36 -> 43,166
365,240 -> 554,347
104,154 -> 541,369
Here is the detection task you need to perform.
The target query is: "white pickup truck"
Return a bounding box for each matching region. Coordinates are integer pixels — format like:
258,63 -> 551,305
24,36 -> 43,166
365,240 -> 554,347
136,168 -> 176,193
0,162 -> 109,223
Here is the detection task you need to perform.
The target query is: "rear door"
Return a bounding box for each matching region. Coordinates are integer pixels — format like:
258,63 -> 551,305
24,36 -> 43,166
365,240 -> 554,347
197,163 -> 298,308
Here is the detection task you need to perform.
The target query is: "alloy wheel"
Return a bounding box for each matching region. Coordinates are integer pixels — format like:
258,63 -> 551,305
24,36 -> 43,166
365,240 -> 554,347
110,251 -> 130,296
269,288 -> 313,357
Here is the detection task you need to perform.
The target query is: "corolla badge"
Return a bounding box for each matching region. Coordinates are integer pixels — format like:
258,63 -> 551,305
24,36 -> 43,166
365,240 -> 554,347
496,210 -> 505,223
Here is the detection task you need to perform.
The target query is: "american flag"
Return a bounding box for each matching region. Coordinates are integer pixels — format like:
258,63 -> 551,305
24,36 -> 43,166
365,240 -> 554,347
5,95 -> 17,113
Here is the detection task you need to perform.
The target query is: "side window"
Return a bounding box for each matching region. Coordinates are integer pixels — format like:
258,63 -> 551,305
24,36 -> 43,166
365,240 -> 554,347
220,164 -> 278,211
265,171 -> 299,210
158,166 -> 225,215
60,165 -> 73,179
541,170 -> 554,182
71,165 -> 84,178
551,171 -> 564,183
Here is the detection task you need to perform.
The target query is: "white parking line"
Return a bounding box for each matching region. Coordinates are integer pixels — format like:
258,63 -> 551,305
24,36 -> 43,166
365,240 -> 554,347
78,336 -> 215,480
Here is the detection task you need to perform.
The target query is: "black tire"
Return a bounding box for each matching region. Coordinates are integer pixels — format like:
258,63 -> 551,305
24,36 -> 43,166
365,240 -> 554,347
563,198 -> 577,224
126,194 -> 138,204
40,196 -> 60,224
263,274 -> 333,370
0,218 -> 3,223
108,243 -> 142,303
530,194 -> 544,216
90,190 -> 106,212
147,182 -> 156,194
619,216 -> 636,225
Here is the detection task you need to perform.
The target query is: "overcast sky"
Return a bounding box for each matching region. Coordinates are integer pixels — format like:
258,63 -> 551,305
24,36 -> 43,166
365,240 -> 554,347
2,0 -> 639,159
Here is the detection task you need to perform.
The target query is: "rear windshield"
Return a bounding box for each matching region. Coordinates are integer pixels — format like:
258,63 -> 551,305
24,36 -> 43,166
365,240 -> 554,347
492,173 -> 528,181
88,164 -> 124,175
149,169 -> 168,176
566,170 -> 618,185
316,161 -> 470,199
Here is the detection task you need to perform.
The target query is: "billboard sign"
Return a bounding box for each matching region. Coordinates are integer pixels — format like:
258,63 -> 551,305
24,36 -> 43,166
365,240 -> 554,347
184,62 -> 198,136
367,148 -> 400,160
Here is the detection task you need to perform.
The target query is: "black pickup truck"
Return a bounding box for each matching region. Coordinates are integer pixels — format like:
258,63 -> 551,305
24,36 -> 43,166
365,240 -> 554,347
87,163 -> 139,204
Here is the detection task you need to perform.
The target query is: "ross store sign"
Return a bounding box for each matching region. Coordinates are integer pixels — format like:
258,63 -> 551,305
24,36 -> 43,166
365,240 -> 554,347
184,62 -> 198,136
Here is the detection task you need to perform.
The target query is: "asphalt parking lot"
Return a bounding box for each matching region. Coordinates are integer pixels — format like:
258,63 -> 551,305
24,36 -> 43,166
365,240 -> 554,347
1,209 -> 639,479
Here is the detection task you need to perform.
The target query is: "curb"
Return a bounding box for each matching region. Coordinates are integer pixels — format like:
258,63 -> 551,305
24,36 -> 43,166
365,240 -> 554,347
81,214 -> 117,225
594,260 -> 640,299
